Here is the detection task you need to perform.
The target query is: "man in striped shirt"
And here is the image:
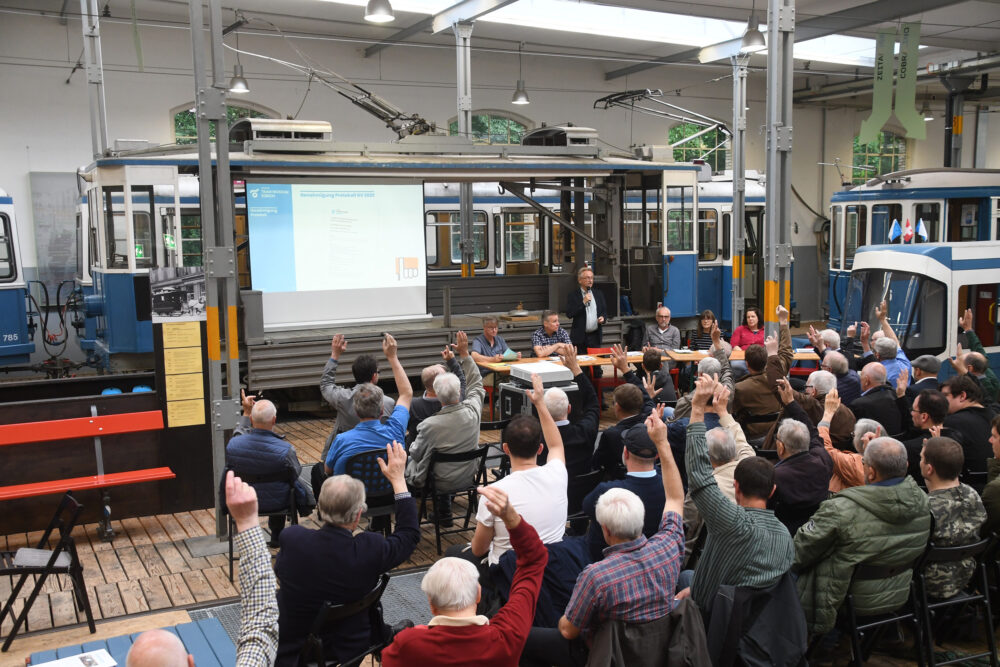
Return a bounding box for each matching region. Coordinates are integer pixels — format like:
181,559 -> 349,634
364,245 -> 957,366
521,407 -> 685,666
678,374 -> 795,611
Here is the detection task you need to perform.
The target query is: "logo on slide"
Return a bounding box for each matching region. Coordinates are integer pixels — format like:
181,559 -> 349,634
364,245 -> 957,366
249,188 -> 259,198
395,257 -> 419,280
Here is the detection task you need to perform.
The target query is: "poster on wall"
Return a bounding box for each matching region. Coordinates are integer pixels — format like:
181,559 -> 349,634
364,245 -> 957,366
150,266 -> 207,323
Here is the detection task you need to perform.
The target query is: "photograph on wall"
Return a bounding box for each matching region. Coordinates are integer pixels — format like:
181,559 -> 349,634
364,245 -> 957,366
150,266 -> 207,322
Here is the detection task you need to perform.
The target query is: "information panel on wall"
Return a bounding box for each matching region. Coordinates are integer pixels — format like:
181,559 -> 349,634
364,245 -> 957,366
245,181 -> 427,329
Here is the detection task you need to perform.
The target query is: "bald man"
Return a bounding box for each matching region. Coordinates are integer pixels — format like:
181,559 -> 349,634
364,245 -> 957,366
226,391 -> 315,546
848,363 -> 902,436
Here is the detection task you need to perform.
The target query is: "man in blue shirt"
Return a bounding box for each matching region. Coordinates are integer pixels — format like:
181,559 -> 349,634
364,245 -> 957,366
325,334 -> 413,475
860,300 -> 911,388
471,316 -> 520,372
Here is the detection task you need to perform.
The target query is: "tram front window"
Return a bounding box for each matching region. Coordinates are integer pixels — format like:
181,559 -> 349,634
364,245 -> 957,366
842,269 -> 947,357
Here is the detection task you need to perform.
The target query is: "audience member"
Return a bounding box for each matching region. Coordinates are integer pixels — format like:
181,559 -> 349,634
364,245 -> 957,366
471,316 -> 520,379
859,301 -> 912,387
406,331 -> 484,524
849,362 -> 902,436
671,323 -> 733,420
325,334 -> 413,475
734,305 -> 793,439
128,472 -> 279,666
320,334 -> 395,441
542,346 -> 600,478
769,378 -> 833,535
955,308 -> 1000,404
818,390 -> 865,491
920,436 -> 987,599
730,307 -> 765,350
522,404 -> 686,667
981,416 -> 1000,537
907,355 -> 941,399
591,345 -> 654,478
275,442 -> 418,665
584,422 -> 666,560
532,310 -> 572,358
821,350 -> 862,406
794,437 -> 931,635
226,392 -> 315,547
897,386 -> 961,481
642,306 -> 681,360
941,375 -> 992,474
383,486 -> 547,667
407,347 -> 466,443
680,375 -> 794,611
640,348 -> 678,405
565,267 -> 606,363
468,373 -> 567,566
762,369 -> 855,451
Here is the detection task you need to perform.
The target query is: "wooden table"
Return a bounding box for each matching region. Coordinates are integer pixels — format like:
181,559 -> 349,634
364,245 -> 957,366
479,351 -> 652,375
665,349 -> 820,362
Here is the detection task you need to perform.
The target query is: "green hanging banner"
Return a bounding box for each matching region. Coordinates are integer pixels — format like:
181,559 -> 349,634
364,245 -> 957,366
858,29 -> 897,146
894,22 -> 925,140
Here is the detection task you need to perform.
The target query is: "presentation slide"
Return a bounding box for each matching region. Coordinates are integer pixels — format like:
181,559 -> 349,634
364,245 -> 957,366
246,181 -> 427,329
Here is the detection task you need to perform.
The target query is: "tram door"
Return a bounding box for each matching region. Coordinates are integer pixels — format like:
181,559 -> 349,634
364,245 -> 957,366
957,282 -> 1000,347
742,207 -> 765,311
663,171 -> 699,317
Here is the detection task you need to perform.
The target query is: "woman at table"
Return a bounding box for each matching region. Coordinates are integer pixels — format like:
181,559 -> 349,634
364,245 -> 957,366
730,307 -> 765,350
690,310 -> 718,351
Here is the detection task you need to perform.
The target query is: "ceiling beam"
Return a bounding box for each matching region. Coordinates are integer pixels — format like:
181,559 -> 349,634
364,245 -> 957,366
604,0 -> 970,81
363,0 -> 517,57
364,17 -> 434,57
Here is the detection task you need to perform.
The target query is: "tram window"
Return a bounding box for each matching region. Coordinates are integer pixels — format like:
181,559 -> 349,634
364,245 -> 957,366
504,212 -> 540,273
913,203 -> 939,243
871,204 -> 903,244
181,214 -> 203,267
624,210 -> 644,248
133,212 -> 155,269
0,214 -> 14,282
957,283 -> 1000,347
830,206 -> 842,269
722,214 -> 731,261
648,209 -> 662,245
666,208 -> 694,251
425,211 -> 488,270
699,210 -> 718,261
844,205 -> 867,269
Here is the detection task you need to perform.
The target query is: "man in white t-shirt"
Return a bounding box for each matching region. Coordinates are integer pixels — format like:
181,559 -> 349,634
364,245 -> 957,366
469,372 -> 568,566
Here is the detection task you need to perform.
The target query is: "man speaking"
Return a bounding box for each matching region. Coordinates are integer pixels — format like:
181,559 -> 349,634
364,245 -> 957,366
566,266 -> 606,365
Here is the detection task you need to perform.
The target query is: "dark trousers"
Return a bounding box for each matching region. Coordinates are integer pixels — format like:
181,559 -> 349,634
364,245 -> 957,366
521,627 -> 589,667
576,330 -> 603,379
267,515 -> 286,544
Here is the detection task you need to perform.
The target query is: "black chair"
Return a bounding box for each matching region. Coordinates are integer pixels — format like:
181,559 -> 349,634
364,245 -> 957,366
479,419 -> 511,481
298,573 -> 390,667
840,554 -> 925,667
960,469 -> 988,495
227,467 -> 300,582
0,491 -> 95,652
914,537 -> 998,667
420,444 -> 492,554
344,449 -> 396,536
566,469 -> 604,533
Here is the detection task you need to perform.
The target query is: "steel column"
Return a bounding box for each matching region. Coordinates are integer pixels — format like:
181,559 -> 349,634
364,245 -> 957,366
453,22 -> 476,276
80,0 -> 109,157
731,56 -> 748,327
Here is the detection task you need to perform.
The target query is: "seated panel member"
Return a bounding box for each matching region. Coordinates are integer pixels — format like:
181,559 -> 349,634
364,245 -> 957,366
532,310 -> 572,358
471,316 -> 520,377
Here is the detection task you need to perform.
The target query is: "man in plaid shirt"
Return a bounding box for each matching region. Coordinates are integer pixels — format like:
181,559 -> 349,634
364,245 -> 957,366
532,310 -> 572,358
521,408 -> 685,666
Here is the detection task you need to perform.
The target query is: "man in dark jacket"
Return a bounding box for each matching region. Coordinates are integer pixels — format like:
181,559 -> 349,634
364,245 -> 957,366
275,442 -> 418,665
541,347 -> 600,479
942,375 -> 993,474
592,346 -> 655,479
906,355 -> 941,400
848,362 -> 902,435
565,266 -> 606,359
762,370 -> 855,451
822,351 -> 862,406
226,392 -> 314,546
896,388 -> 963,482
770,379 -> 833,535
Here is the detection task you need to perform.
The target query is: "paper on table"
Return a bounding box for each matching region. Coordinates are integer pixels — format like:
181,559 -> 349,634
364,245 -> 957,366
577,355 -> 594,360
36,649 -> 117,666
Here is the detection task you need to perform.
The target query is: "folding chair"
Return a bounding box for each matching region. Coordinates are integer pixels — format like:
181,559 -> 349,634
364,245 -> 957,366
226,468 -> 299,582
914,537 -> 997,667
298,574 -> 390,667
420,445 -> 491,554
566,469 -> 604,536
0,491 -> 95,652
587,347 -> 626,403
345,449 -> 396,536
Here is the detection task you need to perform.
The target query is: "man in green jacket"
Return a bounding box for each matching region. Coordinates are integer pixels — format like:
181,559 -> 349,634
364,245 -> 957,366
953,308 -> 1000,404
793,436 -> 930,635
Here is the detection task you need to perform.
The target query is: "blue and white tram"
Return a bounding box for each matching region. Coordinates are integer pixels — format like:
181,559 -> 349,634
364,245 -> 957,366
0,189 -> 34,366
828,168 -> 1000,329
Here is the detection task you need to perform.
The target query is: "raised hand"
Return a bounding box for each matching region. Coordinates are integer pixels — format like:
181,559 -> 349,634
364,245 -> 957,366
711,383 -> 731,415
807,325 -> 822,350
692,373 -> 718,409
454,330 -> 469,357
764,334 -> 778,356
645,405 -> 669,446
948,348 -> 968,375
928,424 -> 942,438
859,321 -> 871,344
611,343 -> 630,374
377,441 -> 408,490
477,485 -> 520,529
525,373 -> 546,404
824,387 -> 841,415
775,377 -> 795,406
330,333 -> 348,360
875,300 -> 888,321
225,471 -> 260,534
441,344 -> 455,361
642,375 -> 663,398
711,322 -> 723,347
776,304 -> 789,325
961,308 -> 974,333
895,368 -> 909,397
560,344 -> 582,376
240,388 -> 256,416
847,322 -> 857,338
382,333 -> 398,359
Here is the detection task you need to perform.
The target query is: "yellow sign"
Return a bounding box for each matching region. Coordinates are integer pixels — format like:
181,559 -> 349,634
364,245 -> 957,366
165,373 -> 204,401
162,321 -> 201,349
166,398 -> 206,427
164,346 -> 203,375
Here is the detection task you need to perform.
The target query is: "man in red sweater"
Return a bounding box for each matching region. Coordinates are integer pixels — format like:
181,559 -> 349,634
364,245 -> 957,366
382,483 -> 548,667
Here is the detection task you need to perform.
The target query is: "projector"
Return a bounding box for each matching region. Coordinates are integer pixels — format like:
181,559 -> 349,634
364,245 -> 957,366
510,361 -> 574,387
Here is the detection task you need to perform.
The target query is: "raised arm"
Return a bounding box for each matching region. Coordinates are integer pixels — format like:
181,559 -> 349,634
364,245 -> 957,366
563,346 -> 600,436
875,300 -> 900,347
527,373 -> 564,464
712,384 -> 754,460
454,331 -> 481,405
686,375 -> 744,531
646,406 -> 685,517
319,334 -> 351,406
383,333 -> 413,410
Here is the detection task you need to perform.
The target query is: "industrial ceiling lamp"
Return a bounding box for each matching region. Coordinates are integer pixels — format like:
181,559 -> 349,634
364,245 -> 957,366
740,0 -> 766,54
364,0 -> 395,23
511,42 -> 530,105
921,102 -> 934,121
228,27 -> 250,94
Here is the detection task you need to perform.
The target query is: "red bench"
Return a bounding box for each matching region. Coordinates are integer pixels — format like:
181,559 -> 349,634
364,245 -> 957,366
0,408 -> 176,538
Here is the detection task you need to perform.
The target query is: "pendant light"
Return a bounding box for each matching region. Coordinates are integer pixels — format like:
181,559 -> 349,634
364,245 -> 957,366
511,43 -> 530,105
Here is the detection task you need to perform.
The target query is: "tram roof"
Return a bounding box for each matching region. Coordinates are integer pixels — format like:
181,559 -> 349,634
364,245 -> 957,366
855,242 -> 1000,272
832,168 -> 1000,203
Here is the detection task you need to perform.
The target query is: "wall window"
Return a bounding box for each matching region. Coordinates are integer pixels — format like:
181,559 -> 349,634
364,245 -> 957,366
172,103 -> 275,145
668,123 -> 728,172
448,111 -> 530,145
852,131 -> 906,185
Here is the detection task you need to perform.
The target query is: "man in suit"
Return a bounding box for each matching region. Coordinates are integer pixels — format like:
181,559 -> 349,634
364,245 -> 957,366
907,355 -> 941,400
274,442 -> 418,665
565,266 -> 606,376
849,362 -> 902,436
